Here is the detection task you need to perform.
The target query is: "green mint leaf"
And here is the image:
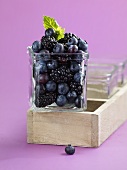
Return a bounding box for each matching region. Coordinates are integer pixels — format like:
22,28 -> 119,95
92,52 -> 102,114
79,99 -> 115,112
56,27 -> 65,40
43,16 -> 65,40
43,16 -> 59,30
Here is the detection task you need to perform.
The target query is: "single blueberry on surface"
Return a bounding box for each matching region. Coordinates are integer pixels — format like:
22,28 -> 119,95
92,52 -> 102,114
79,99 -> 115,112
78,39 -> 88,52
70,61 -> 80,73
45,28 -> 55,37
46,81 -> 56,92
68,45 -> 78,53
74,72 -> 81,83
58,83 -> 69,95
66,91 -> 77,103
67,37 -> 78,45
32,41 -> 42,53
56,95 -> 67,106
65,144 -> 75,155
47,60 -> 58,70
53,43 -> 64,53
75,96 -> 83,108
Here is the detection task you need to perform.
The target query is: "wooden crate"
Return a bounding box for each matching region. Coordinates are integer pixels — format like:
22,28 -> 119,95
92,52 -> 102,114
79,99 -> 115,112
27,84 -> 127,147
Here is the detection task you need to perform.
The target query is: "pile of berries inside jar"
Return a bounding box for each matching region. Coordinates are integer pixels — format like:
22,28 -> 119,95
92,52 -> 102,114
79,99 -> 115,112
29,16 -> 89,109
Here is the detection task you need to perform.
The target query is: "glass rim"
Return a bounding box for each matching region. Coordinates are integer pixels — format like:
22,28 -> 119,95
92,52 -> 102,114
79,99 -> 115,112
27,46 -> 89,60
88,62 -> 118,79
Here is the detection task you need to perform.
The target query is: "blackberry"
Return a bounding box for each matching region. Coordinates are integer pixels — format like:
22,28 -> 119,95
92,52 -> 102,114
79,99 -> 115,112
70,33 -> 79,39
52,52 -> 71,64
57,55 -> 68,64
58,33 -> 72,44
70,82 -> 83,95
50,66 -> 73,83
64,44 -> 69,52
58,33 -> 78,44
41,36 -> 57,52
35,92 -> 56,107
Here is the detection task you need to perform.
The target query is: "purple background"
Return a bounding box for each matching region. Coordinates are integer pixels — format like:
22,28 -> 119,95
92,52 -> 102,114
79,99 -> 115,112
0,0 -> 127,169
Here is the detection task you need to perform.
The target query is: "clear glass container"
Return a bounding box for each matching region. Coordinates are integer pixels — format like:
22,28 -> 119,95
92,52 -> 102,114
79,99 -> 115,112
87,63 -> 118,99
27,47 -> 88,111
90,56 -> 127,86
117,59 -> 127,86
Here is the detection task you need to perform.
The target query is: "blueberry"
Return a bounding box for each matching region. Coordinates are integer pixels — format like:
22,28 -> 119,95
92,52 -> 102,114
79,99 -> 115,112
35,61 -> 47,74
32,41 -> 42,53
47,60 -> 58,70
35,84 -> 45,96
85,50 -> 89,59
58,83 -> 69,95
65,144 -> 75,155
36,73 -> 49,84
70,61 -> 80,73
35,55 -> 42,62
68,45 -> 78,53
75,96 -> 83,108
45,28 -> 55,37
53,43 -> 64,53
66,91 -> 77,103
46,81 -> 56,92
67,37 -> 78,46
56,95 -> 67,106
78,39 -> 88,52
38,50 -> 50,61
74,50 -> 84,64
74,72 -> 81,83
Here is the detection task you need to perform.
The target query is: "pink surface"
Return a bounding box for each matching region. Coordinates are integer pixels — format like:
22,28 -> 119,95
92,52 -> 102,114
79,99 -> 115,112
0,0 -> 127,169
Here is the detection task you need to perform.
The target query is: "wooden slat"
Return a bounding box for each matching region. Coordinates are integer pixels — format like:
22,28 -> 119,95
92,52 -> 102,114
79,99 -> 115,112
32,111 -> 92,147
95,84 -> 127,146
27,110 -> 33,143
91,114 -> 99,147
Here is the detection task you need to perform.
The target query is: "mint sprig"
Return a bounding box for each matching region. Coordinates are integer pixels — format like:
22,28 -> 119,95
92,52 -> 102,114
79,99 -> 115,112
43,16 -> 65,40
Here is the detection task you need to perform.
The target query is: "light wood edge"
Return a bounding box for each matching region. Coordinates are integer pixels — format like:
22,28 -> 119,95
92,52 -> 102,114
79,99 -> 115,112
96,84 -> 127,146
88,98 -> 108,102
94,84 -> 127,115
27,109 -> 33,143
91,114 -> 99,147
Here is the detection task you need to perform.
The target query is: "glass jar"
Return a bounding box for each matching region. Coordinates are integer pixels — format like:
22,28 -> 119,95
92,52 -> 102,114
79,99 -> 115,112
87,63 -> 118,99
27,46 -> 88,111
117,59 -> 127,86
90,56 -> 127,86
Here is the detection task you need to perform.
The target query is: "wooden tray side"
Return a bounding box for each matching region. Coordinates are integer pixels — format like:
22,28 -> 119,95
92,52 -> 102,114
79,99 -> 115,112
27,111 -> 94,147
91,114 -> 99,147
96,85 -> 127,146
27,110 -> 33,143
